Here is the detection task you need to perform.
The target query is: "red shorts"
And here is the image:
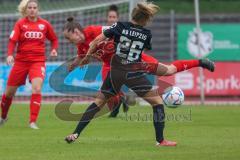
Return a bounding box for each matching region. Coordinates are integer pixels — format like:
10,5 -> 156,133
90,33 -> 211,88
7,61 -> 46,86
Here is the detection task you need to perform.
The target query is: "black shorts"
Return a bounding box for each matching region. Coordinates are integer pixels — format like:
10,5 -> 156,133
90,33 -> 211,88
101,56 -> 153,98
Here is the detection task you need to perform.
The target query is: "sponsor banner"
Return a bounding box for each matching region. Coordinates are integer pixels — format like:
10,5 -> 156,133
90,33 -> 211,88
0,62 -> 155,96
0,62 -> 103,96
178,24 -> 240,61
158,62 -> 240,96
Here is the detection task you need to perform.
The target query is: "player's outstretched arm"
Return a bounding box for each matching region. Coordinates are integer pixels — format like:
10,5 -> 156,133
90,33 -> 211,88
79,33 -> 107,66
68,56 -> 82,72
6,39 -> 17,65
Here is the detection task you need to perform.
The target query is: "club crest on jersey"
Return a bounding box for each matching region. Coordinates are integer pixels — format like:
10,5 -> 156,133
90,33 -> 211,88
110,23 -> 117,29
23,25 -> 28,29
38,24 -> 45,30
10,31 -> 15,38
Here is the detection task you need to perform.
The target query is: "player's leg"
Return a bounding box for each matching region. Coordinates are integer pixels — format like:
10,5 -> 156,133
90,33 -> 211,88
65,72 -> 123,143
65,93 -> 108,143
28,62 -> 45,129
140,59 -> 215,76
108,94 -> 121,117
157,59 -> 215,76
0,86 -> 18,125
29,78 -> 43,129
126,76 -> 165,144
108,91 -> 130,117
65,95 -> 111,143
0,62 -> 28,126
107,69 -> 130,117
102,65 -> 128,117
142,90 -> 176,146
101,65 -> 115,111
126,76 -> 176,146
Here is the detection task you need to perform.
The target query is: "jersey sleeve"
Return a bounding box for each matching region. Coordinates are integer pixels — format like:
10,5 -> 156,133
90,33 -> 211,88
84,25 -> 102,38
46,22 -> 58,50
7,21 -> 20,55
93,26 -> 102,37
9,21 -> 21,42
7,40 -> 17,56
103,22 -> 121,38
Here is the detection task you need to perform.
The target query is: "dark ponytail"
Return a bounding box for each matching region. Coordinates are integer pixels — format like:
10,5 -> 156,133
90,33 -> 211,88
67,16 -> 74,22
107,4 -> 119,17
63,16 -> 83,32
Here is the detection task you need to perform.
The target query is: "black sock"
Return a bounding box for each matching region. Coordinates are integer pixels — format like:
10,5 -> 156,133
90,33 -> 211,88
153,104 -> 165,143
73,103 -> 100,135
110,101 -> 122,115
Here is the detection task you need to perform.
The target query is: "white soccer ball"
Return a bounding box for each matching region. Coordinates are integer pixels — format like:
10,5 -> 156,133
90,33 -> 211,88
162,86 -> 184,108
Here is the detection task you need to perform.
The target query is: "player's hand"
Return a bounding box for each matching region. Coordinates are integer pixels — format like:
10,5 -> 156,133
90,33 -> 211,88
6,55 -> 14,65
93,50 -> 103,61
50,49 -> 58,57
68,62 -> 77,72
79,56 -> 90,67
68,57 -> 81,72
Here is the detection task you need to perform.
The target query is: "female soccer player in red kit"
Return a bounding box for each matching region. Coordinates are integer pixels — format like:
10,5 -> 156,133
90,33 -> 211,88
63,17 -> 158,116
0,0 -> 58,129
106,5 -> 119,26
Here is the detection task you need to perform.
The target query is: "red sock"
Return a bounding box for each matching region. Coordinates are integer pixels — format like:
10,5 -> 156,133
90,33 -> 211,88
30,94 -> 41,123
172,60 -> 199,72
107,94 -> 121,111
1,94 -> 13,119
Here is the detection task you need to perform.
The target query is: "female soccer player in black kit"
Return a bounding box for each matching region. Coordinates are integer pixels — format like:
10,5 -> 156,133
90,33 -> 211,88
65,2 -> 215,146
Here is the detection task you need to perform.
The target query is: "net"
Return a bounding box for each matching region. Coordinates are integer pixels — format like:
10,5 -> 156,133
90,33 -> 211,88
0,0 -> 131,100
0,0 -> 130,61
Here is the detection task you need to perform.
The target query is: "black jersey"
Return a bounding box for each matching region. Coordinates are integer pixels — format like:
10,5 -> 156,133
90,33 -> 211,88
103,22 -> 152,63
101,22 -> 153,98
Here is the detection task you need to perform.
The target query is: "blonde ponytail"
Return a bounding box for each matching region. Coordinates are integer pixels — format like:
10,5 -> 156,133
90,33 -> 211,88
131,2 -> 159,26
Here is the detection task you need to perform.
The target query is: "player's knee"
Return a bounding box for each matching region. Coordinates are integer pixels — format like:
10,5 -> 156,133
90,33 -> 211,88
150,100 -> 162,106
32,86 -> 42,94
5,88 -> 17,98
169,65 -> 177,75
145,97 -> 163,106
5,91 -> 15,98
95,98 -> 107,107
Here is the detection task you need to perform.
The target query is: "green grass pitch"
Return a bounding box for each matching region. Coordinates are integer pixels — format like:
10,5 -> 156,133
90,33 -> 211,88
0,104 -> 240,160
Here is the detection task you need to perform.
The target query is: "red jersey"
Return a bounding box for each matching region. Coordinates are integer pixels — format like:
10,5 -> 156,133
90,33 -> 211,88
77,25 -> 102,58
8,17 -> 58,62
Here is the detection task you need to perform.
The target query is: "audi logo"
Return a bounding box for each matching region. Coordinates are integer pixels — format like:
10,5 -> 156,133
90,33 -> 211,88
24,31 -> 43,39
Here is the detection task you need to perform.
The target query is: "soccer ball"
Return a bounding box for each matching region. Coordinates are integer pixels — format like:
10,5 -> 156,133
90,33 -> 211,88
162,86 -> 184,108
